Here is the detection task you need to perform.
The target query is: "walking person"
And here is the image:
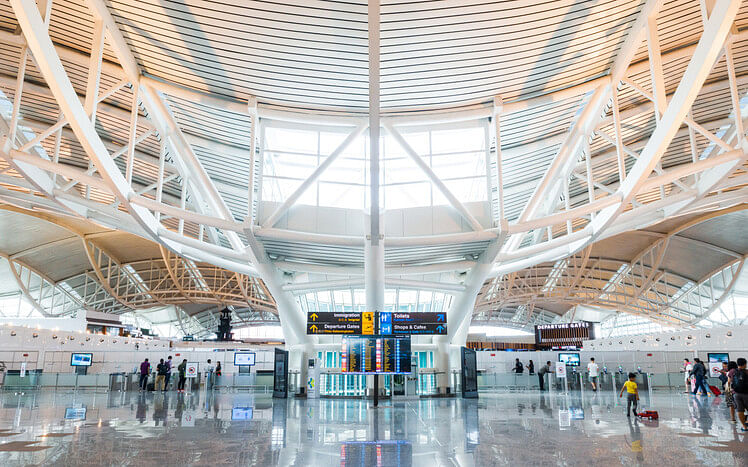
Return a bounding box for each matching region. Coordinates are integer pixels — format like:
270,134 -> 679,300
139,358 -> 150,391
731,357 -> 748,432
527,360 -> 535,375
619,372 -> 640,417
155,358 -> 167,392
205,359 -> 215,391
538,361 -> 553,391
177,359 -> 187,393
683,358 -> 693,393
164,356 -> 173,391
725,361 -> 738,423
587,357 -> 599,392
691,358 -> 709,396
718,361 -> 729,391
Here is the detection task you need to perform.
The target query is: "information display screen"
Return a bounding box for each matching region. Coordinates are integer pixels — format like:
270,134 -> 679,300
231,407 -> 254,420
707,352 -> 730,378
558,353 -> 581,366
341,337 -> 411,374
234,352 -> 256,366
340,441 -> 412,467
70,353 -> 93,366
65,407 -> 87,420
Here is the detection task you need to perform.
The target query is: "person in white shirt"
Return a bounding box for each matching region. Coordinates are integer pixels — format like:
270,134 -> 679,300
587,358 -> 600,391
683,358 -> 693,394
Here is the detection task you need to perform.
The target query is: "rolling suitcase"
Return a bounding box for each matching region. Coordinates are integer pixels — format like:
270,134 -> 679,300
147,382 -> 155,392
709,385 -> 721,396
637,410 -> 659,420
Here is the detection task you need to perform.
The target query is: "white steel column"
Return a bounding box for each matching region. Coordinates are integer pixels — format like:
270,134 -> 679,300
434,237 -> 505,393
366,0 -> 384,313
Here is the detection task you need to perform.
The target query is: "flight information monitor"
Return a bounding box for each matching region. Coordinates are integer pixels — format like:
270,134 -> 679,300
70,353 -> 93,366
341,337 -> 411,374
234,352 -> 256,366
558,352 -> 581,366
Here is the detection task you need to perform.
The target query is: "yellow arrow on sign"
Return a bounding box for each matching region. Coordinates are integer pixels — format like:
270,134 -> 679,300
310,313 -> 319,321
309,324 -> 318,333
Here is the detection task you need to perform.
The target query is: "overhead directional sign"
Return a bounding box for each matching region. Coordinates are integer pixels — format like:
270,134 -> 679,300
307,312 -> 364,334
307,311 -> 447,335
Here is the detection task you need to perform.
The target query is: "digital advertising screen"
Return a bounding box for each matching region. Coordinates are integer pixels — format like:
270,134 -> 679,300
558,353 -> 581,367
64,407 -> 87,420
234,352 -> 256,366
70,353 -> 93,367
341,337 -> 411,374
231,407 -> 254,420
707,352 -> 730,378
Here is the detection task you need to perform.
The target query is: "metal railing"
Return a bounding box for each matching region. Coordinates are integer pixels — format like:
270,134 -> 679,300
477,371 -> 723,392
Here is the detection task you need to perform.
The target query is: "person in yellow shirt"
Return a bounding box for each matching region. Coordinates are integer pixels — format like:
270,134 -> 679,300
619,372 -> 640,417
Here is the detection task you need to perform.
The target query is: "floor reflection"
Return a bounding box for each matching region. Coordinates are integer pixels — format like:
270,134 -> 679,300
0,388 -> 743,465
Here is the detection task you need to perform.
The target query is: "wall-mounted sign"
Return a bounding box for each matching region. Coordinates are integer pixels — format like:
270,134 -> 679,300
535,322 -> 593,348
307,312 -> 447,335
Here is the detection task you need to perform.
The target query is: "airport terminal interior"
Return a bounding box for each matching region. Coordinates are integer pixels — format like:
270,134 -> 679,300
0,0 -> 746,465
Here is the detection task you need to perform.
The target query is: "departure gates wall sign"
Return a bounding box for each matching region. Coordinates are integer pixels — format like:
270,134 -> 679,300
307,311 -> 446,335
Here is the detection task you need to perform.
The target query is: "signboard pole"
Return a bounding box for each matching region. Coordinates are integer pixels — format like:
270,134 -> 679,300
373,375 -> 379,407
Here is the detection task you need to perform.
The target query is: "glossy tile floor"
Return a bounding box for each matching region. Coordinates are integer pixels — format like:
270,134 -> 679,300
0,387 -> 745,466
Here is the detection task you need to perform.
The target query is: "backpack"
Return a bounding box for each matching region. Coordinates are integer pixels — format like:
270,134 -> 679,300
157,363 -> 167,376
733,369 -> 748,394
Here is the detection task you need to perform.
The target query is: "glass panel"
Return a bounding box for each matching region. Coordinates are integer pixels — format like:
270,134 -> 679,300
431,126 -> 484,154
265,126 -> 318,153
333,290 -> 352,312
385,182 -> 431,209
418,291 -> 433,313
398,290 -> 418,312
431,151 -> 485,179
353,289 -> 366,311
317,291 -> 332,312
318,182 -> 364,209
384,289 -> 397,311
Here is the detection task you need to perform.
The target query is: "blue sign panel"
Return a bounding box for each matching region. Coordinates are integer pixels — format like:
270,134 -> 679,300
379,312 -> 392,335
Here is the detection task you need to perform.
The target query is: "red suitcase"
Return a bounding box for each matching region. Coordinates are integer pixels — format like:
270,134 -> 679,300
637,410 -> 659,420
709,385 -> 721,396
